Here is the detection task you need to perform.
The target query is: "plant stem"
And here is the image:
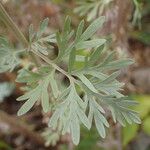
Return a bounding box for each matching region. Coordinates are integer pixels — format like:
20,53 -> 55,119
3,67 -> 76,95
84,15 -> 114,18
31,49 -> 75,82
0,2 -> 28,46
0,2 -> 40,66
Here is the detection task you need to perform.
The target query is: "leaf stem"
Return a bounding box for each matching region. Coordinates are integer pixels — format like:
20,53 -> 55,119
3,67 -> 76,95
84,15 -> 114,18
31,49 -> 75,83
0,2 -> 40,66
0,2 -> 28,46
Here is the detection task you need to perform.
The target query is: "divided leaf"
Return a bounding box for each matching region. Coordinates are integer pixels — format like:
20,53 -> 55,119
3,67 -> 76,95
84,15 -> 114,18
8,16 -> 140,146
17,70 -> 59,115
0,37 -> 20,73
49,85 -> 90,145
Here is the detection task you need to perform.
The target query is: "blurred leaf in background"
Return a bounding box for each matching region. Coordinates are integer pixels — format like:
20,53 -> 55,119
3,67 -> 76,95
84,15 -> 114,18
123,95 -> 150,149
130,0 -> 150,46
75,127 -> 99,150
0,140 -> 13,150
123,124 -> 139,147
0,82 -> 14,102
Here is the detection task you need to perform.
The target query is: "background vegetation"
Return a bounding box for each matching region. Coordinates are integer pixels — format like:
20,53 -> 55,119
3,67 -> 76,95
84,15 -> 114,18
0,0 -> 150,150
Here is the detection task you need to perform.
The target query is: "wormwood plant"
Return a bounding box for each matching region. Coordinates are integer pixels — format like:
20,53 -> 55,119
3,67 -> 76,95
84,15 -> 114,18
0,3 -> 141,145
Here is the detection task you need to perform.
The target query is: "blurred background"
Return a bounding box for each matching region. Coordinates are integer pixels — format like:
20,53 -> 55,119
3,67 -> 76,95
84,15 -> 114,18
0,0 -> 150,150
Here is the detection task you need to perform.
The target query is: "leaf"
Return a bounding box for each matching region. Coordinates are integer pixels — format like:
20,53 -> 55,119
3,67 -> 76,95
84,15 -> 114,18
94,114 -> 106,138
63,16 -> 71,34
76,73 -> 98,93
77,108 -> 91,129
17,73 -> 57,115
99,59 -> 134,71
15,15 -> 140,146
0,82 -> 14,102
76,39 -> 106,50
40,18 -> 49,34
41,89 -> 49,113
75,20 -> 85,42
48,108 -> 61,129
16,69 -> 41,83
29,24 -> 34,43
87,98 -> 108,138
70,114 -> 80,145
88,45 -> 104,65
17,97 -> 37,116
143,117 -> 150,135
123,124 -> 139,146
80,16 -> 105,41
87,4 -> 99,21
132,95 -> 150,119
0,37 -> 20,73
49,70 -> 59,98
68,48 -> 76,73
28,19 -> 56,57
97,96 -> 141,125
99,71 -> 120,84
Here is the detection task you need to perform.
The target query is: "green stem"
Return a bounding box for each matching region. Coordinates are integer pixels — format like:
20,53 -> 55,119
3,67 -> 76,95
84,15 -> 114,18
0,2 -> 40,66
0,2 -> 28,46
31,49 -> 75,82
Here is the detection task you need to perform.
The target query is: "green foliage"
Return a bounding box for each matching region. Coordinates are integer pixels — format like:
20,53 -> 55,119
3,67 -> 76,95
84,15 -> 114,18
0,82 -> 14,102
133,95 -> 150,136
0,37 -> 21,73
130,32 -> 150,46
133,95 -> 150,119
143,117 -> 150,136
0,15 -> 141,146
74,0 -> 113,21
122,95 -> 150,147
0,140 -> 13,150
123,124 -> 139,147
132,0 -> 142,28
42,128 -> 60,146
75,127 -> 99,150
28,18 -> 56,56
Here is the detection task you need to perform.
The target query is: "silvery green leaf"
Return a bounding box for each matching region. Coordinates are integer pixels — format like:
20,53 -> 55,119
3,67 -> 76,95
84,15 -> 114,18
94,112 -> 106,138
41,75 -> 51,112
40,18 -> 49,32
16,69 -> 41,83
0,37 -> 21,73
96,96 -> 141,125
41,88 -> 49,113
14,15 -> 140,146
80,16 -> 105,41
0,82 -> 14,102
87,4 -> 99,21
17,74 -> 55,115
63,16 -> 71,34
88,45 -> 104,66
77,108 -> 91,129
99,71 -> 120,84
76,73 -> 98,93
70,113 -> 80,145
17,97 -> 37,116
49,70 -> 59,98
75,20 -> 84,42
68,48 -> 76,73
76,39 -> 106,50
29,24 -> 34,43
99,59 -> 134,71
32,43 -> 48,55
49,109 -> 61,129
